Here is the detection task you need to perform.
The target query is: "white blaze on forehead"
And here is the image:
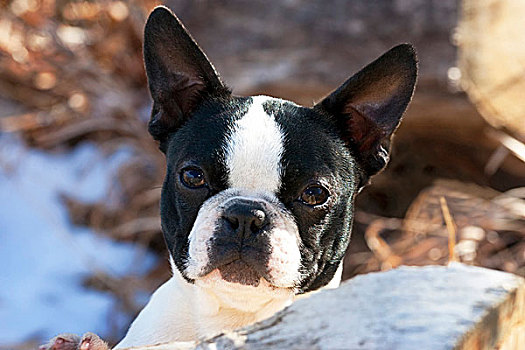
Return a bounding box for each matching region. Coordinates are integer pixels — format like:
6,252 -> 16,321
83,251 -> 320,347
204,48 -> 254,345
224,96 -> 284,193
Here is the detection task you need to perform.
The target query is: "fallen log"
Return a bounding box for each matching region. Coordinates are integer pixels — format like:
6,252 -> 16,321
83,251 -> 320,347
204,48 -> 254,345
120,264 -> 524,350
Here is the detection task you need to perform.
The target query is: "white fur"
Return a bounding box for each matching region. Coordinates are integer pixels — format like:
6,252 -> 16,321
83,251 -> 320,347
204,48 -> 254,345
224,96 -> 284,193
186,96 -> 290,280
115,268 -> 295,348
116,263 -> 343,348
266,226 -> 302,287
185,193 -> 228,278
185,190 -> 302,287
115,96 -> 338,348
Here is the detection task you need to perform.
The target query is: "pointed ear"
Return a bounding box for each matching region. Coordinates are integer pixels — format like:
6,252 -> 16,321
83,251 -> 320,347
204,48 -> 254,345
143,6 -> 230,142
315,44 -> 417,179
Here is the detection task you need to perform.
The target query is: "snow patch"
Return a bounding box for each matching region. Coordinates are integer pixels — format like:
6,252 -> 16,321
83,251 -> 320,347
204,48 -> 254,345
0,136 -> 156,345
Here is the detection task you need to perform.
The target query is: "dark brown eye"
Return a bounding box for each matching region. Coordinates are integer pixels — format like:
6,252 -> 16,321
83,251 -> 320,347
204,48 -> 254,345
181,168 -> 207,188
300,185 -> 329,206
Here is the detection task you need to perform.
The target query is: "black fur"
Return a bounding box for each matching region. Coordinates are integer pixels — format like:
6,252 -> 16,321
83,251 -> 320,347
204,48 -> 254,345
207,197 -> 283,286
159,96 -> 251,281
143,7 -> 231,145
143,7 -> 417,294
315,44 -> 418,180
264,100 -> 358,292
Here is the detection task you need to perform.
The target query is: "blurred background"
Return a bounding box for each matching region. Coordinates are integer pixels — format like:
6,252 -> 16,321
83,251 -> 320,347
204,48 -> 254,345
0,0 -> 524,348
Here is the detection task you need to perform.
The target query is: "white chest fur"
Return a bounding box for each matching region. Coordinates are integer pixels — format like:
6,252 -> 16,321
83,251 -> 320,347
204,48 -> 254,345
115,264 -> 342,348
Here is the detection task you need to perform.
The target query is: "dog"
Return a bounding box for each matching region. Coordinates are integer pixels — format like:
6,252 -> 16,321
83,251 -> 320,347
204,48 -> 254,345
41,6 -> 417,350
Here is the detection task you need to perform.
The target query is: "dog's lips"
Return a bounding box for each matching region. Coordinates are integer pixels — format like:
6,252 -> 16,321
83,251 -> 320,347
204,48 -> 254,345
217,260 -> 261,287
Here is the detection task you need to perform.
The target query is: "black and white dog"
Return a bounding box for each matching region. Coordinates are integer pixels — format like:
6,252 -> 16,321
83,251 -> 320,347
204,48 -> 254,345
43,6 -> 417,350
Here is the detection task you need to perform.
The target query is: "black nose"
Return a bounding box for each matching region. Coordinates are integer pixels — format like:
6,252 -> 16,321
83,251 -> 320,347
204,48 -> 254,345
222,201 -> 268,238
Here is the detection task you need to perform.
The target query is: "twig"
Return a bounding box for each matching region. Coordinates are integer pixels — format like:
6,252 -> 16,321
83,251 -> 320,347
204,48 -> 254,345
486,128 -> 525,163
440,196 -> 458,263
484,144 -> 509,176
33,118 -> 138,147
364,219 -> 403,270
111,217 -> 161,239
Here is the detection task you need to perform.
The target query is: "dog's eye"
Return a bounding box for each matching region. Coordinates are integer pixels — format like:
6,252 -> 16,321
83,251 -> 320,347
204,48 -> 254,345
300,185 -> 329,206
180,168 -> 207,188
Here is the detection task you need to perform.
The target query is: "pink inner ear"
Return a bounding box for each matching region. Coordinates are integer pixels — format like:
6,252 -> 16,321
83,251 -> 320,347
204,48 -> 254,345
344,105 -> 385,153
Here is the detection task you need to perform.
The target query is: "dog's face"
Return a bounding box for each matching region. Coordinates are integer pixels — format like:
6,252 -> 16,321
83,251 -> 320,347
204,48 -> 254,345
143,8 -> 417,300
158,95 -> 359,299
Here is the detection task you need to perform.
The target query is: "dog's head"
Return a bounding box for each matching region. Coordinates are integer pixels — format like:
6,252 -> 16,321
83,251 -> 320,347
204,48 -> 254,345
144,7 -> 417,304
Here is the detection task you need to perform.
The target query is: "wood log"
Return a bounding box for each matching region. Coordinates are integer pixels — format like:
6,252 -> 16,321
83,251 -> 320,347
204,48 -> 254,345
121,264 -> 524,350
458,0 -> 525,138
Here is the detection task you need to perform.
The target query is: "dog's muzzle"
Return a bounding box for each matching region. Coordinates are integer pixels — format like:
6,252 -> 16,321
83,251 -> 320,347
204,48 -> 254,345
208,199 -> 273,286
185,190 -> 301,288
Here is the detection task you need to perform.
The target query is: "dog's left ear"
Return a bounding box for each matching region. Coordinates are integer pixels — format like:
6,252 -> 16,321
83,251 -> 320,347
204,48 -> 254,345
143,6 -> 230,143
315,44 -> 417,180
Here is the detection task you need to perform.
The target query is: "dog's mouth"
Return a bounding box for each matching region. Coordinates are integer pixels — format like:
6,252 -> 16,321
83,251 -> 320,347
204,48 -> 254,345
194,260 -> 297,314
217,259 -> 261,287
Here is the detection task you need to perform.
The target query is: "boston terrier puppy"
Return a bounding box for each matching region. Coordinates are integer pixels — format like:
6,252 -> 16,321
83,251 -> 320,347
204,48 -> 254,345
42,6 -> 417,350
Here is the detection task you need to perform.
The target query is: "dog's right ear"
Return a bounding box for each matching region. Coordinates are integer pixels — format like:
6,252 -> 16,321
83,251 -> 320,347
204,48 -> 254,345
144,6 -> 229,143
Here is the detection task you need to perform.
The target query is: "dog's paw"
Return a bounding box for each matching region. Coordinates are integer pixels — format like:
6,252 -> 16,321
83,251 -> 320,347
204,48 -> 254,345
39,334 -> 81,350
40,332 -> 109,350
